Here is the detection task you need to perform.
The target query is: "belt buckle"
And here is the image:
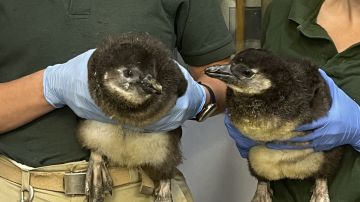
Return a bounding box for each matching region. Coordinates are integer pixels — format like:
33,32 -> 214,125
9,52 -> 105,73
63,172 -> 86,195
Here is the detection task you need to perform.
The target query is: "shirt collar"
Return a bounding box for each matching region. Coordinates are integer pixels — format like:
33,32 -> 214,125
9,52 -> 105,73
288,0 -> 330,40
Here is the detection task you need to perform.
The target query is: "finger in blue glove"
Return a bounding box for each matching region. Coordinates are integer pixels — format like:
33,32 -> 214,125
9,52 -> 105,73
43,49 -> 116,124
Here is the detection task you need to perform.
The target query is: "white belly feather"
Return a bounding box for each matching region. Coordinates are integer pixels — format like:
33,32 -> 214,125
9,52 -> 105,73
248,145 -> 325,180
78,120 -> 171,167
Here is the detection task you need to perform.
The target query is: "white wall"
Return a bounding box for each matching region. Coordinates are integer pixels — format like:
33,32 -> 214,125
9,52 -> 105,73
179,114 -> 257,202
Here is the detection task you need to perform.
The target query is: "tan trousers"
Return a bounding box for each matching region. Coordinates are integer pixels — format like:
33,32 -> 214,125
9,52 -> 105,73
0,156 -> 193,202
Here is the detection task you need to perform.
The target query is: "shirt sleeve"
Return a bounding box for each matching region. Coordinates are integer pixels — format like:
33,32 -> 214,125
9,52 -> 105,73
176,0 -> 235,66
261,1 -> 274,47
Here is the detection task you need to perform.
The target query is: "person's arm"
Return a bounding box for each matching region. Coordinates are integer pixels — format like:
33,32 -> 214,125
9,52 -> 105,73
1,49 -> 114,134
0,48 -> 216,134
189,58 -> 230,114
0,70 -> 55,133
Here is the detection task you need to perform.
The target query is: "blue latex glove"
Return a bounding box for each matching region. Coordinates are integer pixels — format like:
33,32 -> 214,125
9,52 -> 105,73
224,114 -> 258,158
43,49 -> 206,131
267,69 -> 360,152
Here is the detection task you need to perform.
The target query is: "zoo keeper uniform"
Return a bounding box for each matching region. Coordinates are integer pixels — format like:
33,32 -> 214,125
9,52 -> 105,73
261,0 -> 360,201
0,0 -> 235,201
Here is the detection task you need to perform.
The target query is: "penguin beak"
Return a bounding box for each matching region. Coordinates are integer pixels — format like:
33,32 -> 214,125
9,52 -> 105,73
140,74 -> 162,94
205,64 -> 235,82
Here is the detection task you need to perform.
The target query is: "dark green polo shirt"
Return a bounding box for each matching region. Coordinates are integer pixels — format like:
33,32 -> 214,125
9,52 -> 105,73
0,0 -> 235,167
262,0 -> 360,201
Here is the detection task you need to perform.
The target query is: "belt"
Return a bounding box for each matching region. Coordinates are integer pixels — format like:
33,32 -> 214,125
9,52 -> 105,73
0,156 -> 155,195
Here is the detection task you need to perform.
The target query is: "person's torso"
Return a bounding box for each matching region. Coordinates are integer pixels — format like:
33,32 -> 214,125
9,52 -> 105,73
262,0 -> 360,104
261,0 -> 360,201
0,0 -> 185,167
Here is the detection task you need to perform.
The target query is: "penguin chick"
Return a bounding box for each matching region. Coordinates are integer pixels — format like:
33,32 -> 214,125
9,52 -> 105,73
205,48 -> 344,202
77,32 -> 187,202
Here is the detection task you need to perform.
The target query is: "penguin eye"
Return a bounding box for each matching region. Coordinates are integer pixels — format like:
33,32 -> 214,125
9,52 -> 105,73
123,69 -> 133,77
242,69 -> 254,78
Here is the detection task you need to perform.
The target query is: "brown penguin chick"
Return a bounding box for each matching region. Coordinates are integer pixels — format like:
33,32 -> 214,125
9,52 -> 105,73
77,32 -> 187,202
205,48 -> 344,202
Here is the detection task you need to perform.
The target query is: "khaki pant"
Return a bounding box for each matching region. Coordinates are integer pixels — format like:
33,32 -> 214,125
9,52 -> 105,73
0,156 -> 193,202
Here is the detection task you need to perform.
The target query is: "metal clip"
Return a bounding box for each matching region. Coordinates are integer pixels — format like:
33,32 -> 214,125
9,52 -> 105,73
20,185 -> 34,202
63,172 -> 86,195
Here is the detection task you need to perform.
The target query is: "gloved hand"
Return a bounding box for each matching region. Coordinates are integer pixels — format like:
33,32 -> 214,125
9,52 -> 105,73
267,69 -> 360,152
43,49 -> 206,131
43,49 -> 112,122
224,114 -> 258,158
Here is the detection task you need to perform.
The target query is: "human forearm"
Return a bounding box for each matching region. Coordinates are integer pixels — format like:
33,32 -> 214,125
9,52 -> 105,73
0,70 -> 54,133
196,75 -> 227,114
189,59 -> 229,114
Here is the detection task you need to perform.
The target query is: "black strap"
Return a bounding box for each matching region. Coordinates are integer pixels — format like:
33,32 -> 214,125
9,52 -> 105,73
198,82 -> 216,105
191,82 -> 217,121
